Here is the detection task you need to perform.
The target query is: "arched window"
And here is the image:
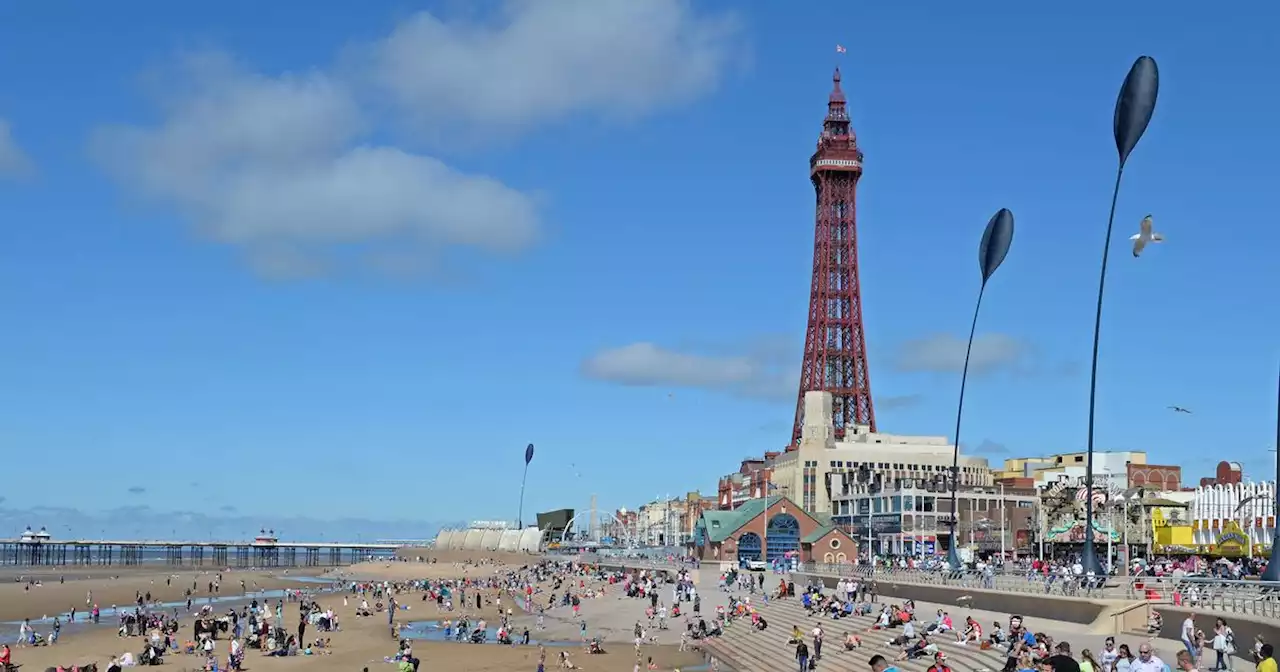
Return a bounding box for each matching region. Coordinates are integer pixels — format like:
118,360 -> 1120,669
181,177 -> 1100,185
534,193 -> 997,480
738,532 -> 762,564
766,513 -> 801,563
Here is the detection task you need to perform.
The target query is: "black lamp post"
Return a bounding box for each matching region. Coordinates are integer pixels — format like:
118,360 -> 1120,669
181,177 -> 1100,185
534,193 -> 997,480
518,443 -> 535,529
1081,56 -> 1159,575
947,208 -> 1015,570
1262,366 -> 1280,581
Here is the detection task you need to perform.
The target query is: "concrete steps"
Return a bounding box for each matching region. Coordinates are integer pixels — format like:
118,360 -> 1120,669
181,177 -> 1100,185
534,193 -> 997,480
716,598 -> 1000,672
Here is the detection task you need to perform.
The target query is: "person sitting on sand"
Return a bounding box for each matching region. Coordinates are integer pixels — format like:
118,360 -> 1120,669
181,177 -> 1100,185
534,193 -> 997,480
559,651 -> 577,669
844,631 -> 861,650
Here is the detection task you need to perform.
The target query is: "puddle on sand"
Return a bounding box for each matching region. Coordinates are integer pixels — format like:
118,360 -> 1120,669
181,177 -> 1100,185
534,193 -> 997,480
401,620 -> 580,647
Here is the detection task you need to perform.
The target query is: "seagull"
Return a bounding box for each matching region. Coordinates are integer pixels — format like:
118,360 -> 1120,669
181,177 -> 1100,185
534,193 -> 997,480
1130,215 -> 1164,257
1168,405 -> 1192,414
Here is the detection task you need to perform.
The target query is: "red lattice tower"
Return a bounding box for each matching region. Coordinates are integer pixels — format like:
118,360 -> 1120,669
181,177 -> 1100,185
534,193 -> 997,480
792,68 -> 876,443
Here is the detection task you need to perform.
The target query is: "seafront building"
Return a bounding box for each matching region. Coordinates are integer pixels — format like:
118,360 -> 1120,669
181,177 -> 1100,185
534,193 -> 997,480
731,391 -> 992,515
829,481 -> 1038,557
690,495 -> 859,568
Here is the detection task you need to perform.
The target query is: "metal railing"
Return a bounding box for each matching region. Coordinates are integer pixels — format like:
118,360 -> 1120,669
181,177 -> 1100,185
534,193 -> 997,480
795,563 -> 1280,619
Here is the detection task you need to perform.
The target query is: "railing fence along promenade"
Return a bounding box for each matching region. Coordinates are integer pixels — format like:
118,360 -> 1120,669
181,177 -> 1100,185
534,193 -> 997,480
799,563 -> 1280,620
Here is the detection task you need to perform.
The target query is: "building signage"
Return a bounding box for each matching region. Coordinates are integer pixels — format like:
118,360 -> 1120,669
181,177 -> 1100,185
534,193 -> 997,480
848,513 -> 902,536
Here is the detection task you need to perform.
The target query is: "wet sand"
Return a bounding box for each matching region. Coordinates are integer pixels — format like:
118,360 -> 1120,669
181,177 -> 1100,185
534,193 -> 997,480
4,556 -> 705,672
0,569 -> 325,624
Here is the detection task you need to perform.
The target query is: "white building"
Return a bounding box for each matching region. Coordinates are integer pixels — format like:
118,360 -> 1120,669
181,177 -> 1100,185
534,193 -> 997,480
1031,451 -> 1147,491
768,392 -> 991,514
636,498 -> 685,546
1192,481 -> 1276,554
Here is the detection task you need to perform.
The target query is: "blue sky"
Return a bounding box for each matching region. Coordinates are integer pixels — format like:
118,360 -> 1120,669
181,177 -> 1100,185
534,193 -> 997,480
0,1 -> 1276,540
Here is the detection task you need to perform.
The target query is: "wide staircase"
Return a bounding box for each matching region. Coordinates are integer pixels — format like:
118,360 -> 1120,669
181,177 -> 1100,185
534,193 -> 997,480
704,598 -> 1012,672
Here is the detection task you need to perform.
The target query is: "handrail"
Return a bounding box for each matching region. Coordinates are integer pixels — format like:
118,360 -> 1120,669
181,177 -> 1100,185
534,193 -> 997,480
794,563 -> 1280,619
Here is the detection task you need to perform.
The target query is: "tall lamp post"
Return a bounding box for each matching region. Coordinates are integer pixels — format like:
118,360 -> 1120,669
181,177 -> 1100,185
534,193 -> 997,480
518,443 -> 535,529
1080,56 -> 1160,575
946,208 -> 1015,570
1262,366 -> 1280,581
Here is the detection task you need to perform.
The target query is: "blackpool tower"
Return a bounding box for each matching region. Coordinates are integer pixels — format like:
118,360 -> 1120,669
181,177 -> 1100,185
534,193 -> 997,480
792,68 -> 876,443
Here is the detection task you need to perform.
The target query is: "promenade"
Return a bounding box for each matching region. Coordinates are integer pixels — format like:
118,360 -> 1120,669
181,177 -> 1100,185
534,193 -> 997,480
801,563 -> 1280,621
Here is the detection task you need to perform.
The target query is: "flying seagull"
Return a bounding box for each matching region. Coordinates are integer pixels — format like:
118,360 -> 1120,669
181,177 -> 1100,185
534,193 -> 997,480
1168,405 -> 1192,414
1130,215 -> 1165,257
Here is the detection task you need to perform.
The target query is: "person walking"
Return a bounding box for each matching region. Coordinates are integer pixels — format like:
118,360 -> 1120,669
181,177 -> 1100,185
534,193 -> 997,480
796,640 -> 811,672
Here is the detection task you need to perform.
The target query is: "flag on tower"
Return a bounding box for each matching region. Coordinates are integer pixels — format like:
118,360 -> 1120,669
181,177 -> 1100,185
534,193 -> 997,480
836,45 -> 847,54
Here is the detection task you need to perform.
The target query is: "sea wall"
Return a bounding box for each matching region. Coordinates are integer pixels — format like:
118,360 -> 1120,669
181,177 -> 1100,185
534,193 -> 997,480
793,571 -> 1109,626
431,527 -> 545,553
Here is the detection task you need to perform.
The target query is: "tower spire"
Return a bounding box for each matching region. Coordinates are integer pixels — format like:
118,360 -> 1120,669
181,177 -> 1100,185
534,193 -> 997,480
823,68 -> 852,139
793,68 -> 875,443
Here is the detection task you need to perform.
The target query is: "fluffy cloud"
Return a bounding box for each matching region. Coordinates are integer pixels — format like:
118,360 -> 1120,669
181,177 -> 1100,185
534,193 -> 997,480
878,394 -> 924,410
892,333 -> 1031,376
91,55 -> 538,278
93,1 -> 738,278
363,0 -> 738,135
581,342 -> 794,401
0,119 -> 33,177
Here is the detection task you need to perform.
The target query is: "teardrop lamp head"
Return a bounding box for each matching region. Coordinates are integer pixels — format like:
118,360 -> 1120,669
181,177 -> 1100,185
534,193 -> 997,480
1114,56 -> 1159,166
978,208 -> 1015,284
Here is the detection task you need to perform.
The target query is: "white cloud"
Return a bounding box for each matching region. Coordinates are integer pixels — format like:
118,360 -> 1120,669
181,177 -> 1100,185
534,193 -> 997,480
93,2 -> 738,278
0,119 -> 34,177
893,333 -> 1031,375
363,0 -> 739,135
878,394 -> 924,410
581,342 -> 793,401
92,54 -> 538,277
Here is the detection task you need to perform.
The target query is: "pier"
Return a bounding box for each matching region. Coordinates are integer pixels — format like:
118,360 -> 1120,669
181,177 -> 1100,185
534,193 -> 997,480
0,528 -> 398,568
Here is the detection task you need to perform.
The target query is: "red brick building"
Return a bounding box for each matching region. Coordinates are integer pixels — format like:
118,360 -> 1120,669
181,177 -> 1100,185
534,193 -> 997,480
1197,461 -> 1243,488
691,495 -> 857,565
717,458 -> 775,510
1128,463 -> 1183,490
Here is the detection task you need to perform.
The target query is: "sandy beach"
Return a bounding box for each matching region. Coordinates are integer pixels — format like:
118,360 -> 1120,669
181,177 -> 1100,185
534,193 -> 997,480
3,553 -> 707,672
0,569 -> 327,624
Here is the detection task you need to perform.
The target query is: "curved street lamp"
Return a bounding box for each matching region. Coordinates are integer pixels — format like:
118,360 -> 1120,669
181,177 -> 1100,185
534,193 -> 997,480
518,443 -> 535,529
1081,56 -> 1159,575
947,208 -> 1015,570
1262,366 -> 1280,581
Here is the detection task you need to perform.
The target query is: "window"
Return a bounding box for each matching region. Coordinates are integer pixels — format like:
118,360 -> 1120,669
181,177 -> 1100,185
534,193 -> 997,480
1074,456 -> 1084,463
829,538 -> 841,550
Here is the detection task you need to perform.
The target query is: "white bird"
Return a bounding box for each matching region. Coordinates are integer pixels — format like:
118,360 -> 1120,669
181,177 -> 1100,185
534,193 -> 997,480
1129,214 -> 1164,257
